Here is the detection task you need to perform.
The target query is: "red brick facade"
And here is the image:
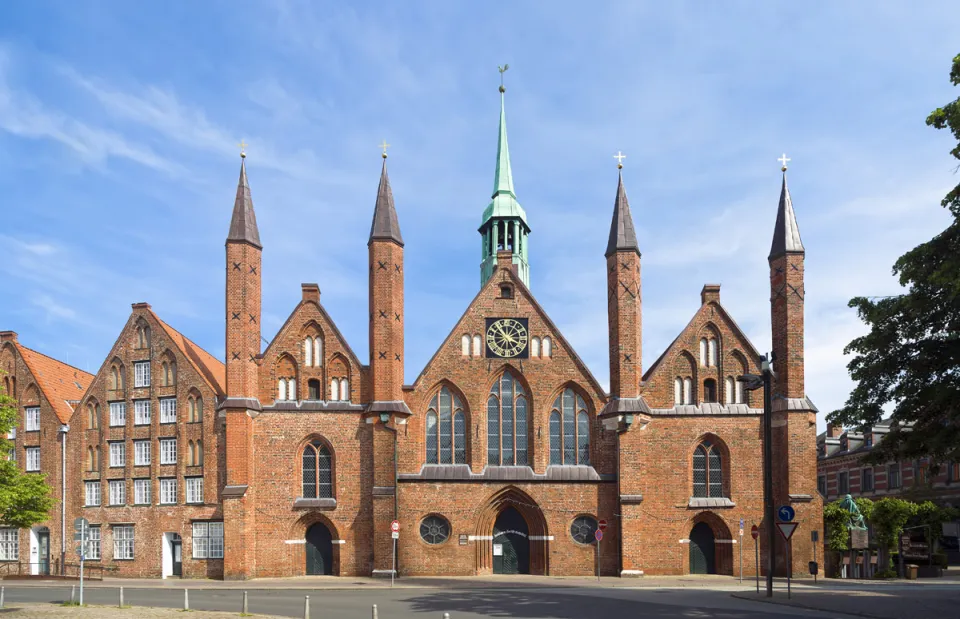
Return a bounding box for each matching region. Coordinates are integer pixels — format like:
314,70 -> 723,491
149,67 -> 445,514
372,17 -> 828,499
0,154 -> 821,580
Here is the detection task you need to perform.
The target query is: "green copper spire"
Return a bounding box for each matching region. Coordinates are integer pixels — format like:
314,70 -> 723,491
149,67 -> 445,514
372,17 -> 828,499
480,65 -> 530,288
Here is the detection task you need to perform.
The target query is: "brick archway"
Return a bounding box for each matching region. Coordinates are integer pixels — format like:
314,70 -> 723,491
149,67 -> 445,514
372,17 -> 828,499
288,513 -> 341,576
687,511 -> 734,575
474,486 -> 549,575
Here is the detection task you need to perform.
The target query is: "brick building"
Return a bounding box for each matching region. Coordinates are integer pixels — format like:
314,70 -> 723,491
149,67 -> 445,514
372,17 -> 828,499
2,84 -> 821,579
817,421 -> 960,507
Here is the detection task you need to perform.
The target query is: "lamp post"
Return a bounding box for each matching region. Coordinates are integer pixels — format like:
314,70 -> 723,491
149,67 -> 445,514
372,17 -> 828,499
738,352 -> 776,598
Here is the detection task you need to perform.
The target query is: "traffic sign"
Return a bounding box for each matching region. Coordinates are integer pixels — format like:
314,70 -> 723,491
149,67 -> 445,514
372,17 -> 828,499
598,519 -> 608,531
739,518 -> 744,529
750,525 -> 759,540
776,522 -> 798,541
777,505 -> 795,522
739,528 -> 743,537
594,529 -> 603,542
390,520 -> 400,532
73,517 -> 89,530
391,531 -> 399,540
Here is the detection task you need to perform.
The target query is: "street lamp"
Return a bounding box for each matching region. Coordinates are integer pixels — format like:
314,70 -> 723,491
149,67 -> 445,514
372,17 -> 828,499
738,352 -> 776,598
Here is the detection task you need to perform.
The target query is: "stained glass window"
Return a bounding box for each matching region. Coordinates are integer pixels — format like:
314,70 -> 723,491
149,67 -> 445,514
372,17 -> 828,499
549,389 -> 590,465
487,372 -> 528,466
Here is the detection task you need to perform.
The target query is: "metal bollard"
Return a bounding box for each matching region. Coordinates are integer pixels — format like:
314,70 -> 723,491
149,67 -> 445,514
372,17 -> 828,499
1,585 -> 5,609
304,595 -> 310,619
71,585 -> 76,603
372,604 -> 379,619
119,586 -> 124,608
443,614 -> 451,619
184,588 -> 189,611
243,590 -> 248,614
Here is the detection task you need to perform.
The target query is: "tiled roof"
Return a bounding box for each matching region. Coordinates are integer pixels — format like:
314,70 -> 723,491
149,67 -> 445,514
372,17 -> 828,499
17,345 -> 94,424
149,312 -> 225,395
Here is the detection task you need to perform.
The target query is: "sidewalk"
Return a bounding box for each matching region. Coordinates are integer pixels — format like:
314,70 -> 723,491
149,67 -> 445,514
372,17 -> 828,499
732,587 -> 960,619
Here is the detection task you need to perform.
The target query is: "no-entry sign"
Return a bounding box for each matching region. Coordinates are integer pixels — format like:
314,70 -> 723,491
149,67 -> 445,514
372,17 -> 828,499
598,520 -> 608,531
390,520 -> 400,532
750,525 -> 759,540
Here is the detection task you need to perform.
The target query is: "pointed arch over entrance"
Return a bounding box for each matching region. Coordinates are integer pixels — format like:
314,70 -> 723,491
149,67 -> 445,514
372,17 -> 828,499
689,522 -> 715,574
305,523 -> 333,575
474,486 -> 548,575
688,512 -> 734,575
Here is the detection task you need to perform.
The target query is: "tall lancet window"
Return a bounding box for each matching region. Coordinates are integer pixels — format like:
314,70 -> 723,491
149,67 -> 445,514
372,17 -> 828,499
425,386 -> 466,465
487,371 -> 528,466
549,388 -> 590,465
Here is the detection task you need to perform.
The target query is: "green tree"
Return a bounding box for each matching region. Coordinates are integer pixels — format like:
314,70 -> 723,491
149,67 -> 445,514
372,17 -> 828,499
823,500 -> 851,552
0,376 -> 54,528
871,498 -> 919,571
828,53 -> 960,465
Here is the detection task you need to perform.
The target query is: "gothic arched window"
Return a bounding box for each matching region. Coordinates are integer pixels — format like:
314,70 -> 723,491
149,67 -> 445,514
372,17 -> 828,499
549,388 -> 590,465
703,379 -> 717,403
487,371 -> 528,466
693,440 -> 724,498
425,386 -> 466,465
302,439 -> 333,499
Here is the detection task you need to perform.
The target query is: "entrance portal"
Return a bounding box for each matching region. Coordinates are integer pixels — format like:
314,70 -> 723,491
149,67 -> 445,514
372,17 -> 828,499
305,523 -> 333,575
493,507 -> 529,574
689,522 -> 716,574
171,534 -> 182,577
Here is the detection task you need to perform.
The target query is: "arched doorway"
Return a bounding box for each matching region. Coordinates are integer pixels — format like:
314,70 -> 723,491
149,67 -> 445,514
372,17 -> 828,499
493,507 -> 529,574
305,523 -> 333,575
689,522 -> 716,574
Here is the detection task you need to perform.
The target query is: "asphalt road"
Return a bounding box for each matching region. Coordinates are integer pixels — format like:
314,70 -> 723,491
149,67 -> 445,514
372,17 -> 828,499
0,585 -> 853,618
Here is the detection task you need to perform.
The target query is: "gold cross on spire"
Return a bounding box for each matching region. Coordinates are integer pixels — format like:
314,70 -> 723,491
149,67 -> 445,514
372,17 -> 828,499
379,140 -> 390,159
613,150 -> 626,169
498,63 -> 509,93
238,140 -> 248,159
778,152 -> 790,171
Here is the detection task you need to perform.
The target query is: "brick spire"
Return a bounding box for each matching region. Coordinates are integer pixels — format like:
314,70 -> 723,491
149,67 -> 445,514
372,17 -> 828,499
226,156 -> 262,249
768,170 -> 804,260
605,168 -> 640,258
368,158 -> 404,247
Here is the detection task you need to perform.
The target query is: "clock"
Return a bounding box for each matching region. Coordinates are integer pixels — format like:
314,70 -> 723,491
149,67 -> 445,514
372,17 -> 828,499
485,318 -> 529,359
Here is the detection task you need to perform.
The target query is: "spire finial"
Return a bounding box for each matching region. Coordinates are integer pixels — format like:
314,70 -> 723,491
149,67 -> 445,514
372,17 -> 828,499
379,140 -> 390,159
614,150 -> 626,170
778,152 -> 790,172
238,140 -> 247,159
498,64 -> 509,93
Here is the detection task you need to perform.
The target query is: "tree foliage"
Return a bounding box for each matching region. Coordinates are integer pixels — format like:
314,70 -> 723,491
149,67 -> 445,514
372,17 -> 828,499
828,53 -> 960,464
0,376 -> 54,528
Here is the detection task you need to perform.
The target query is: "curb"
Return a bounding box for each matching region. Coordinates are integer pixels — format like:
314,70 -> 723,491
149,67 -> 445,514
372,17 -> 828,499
730,592 -> 889,619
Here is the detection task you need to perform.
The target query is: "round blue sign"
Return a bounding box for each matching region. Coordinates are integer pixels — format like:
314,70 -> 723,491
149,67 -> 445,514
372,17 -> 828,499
595,529 -> 603,541
778,505 -> 796,522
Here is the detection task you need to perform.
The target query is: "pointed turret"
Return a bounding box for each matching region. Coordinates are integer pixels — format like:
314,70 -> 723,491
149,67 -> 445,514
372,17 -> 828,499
368,157 -> 404,246
768,170 -> 804,260
605,168 -> 640,258
226,155 -> 262,249
480,68 -> 530,288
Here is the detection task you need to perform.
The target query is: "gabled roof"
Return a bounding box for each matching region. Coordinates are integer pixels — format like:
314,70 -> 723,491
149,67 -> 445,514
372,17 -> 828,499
15,345 -> 93,424
260,299 -> 365,371
411,262 -> 607,399
149,311 -> 225,396
642,300 -> 763,383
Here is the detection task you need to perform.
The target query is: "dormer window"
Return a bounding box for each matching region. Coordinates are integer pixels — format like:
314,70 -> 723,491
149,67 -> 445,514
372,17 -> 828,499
499,284 -> 514,299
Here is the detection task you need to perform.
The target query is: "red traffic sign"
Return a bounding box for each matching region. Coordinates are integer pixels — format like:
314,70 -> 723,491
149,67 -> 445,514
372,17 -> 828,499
598,519 -> 608,531
594,529 -> 603,542
776,522 -> 798,541
750,525 -> 759,540
390,520 -> 400,532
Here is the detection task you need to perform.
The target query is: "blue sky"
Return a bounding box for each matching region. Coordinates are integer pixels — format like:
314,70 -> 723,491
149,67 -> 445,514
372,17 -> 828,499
1,2 -> 958,429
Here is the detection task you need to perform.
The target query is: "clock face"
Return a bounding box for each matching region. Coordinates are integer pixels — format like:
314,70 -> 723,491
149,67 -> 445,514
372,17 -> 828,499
485,318 -> 529,359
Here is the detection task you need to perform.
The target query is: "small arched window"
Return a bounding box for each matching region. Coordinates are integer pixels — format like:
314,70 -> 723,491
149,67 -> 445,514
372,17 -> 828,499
196,440 -> 203,467
724,377 -> 735,405
94,446 -> 100,470
693,440 -> 724,498
87,446 -> 95,471
674,378 -> 683,406
187,440 -> 195,466
302,440 -> 333,499
487,371 -> 528,466
703,379 -> 717,403
707,338 -> 717,367
461,335 -> 470,356
530,337 -> 540,358
340,378 -> 349,401
425,386 -> 466,465
161,362 -> 168,386
304,337 -> 314,367
699,338 -> 707,366
549,388 -> 590,465
683,377 -> 692,404
87,403 -> 97,429
472,335 -> 482,358
110,367 -> 119,391
136,325 -> 151,349
308,379 -> 321,401
542,337 -> 552,358
329,379 -> 339,401
278,378 -> 288,401
314,338 -> 322,367
735,378 -> 744,404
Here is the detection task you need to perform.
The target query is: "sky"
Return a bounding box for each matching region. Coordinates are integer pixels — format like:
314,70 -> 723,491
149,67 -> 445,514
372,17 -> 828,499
1,2 -> 958,430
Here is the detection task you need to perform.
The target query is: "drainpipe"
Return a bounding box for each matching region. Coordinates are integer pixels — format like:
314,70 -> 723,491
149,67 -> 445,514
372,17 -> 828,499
59,424 -> 69,576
